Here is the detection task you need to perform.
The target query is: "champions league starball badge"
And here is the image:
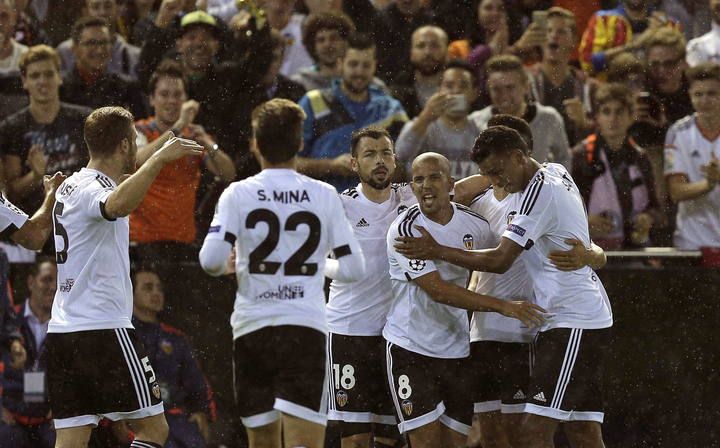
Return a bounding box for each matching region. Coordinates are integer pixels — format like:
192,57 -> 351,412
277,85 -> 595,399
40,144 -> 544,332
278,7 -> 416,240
409,259 -> 426,271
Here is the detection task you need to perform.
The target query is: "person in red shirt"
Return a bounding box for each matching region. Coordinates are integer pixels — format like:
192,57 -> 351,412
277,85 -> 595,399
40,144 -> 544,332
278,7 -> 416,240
131,60 -> 235,261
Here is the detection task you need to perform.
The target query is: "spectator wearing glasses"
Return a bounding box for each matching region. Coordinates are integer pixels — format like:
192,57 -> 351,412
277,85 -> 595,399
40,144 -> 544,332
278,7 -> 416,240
645,28 -> 693,125
60,17 -> 147,118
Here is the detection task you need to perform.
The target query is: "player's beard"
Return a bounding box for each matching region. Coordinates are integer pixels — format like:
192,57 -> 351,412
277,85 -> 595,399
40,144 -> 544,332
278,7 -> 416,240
360,169 -> 392,190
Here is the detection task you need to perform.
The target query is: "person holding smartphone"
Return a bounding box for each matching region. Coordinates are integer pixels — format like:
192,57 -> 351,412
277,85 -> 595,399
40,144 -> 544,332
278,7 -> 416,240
395,60 -> 481,181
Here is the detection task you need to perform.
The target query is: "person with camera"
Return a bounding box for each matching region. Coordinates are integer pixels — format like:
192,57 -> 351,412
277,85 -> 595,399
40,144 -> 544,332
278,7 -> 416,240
395,60 -> 480,181
571,83 -> 661,250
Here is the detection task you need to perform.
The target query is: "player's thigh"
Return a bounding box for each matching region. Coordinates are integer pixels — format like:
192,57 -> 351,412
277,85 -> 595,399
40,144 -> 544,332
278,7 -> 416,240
274,326 -> 328,426
282,412 -> 326,448
563,420 -> 605,448
246,418 -> 281,448
385,341 -> 443,434
439,356 -> 473,438
406,419 -> 443,448
525,328 -> 610,422
54,425 -> 93,448
126,413 -> 169,443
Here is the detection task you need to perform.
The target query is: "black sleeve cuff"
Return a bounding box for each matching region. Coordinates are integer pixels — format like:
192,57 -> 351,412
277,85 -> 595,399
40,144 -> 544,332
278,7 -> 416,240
333,244 -> 352,258
99,201 -> 116,221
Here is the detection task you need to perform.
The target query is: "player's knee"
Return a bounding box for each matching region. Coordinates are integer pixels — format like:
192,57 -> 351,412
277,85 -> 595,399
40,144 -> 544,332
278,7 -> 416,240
564,421 -> 604,447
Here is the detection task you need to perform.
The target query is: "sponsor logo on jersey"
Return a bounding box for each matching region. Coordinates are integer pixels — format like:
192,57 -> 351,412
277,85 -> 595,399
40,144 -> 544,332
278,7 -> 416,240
208,225 -> 221,233
533,392 -> 547,403
59,279 -> 75,293
408,259 -> 426,272
507,224 -> 526,237
513,389 -> 526,400
356,218 -> 370,227
336,390 -> 348,407
463,234 -> 474,249
256,284 -> 305,300
691,149 -> 701,158
152,382 -> 162,399
401,399 -> 413,416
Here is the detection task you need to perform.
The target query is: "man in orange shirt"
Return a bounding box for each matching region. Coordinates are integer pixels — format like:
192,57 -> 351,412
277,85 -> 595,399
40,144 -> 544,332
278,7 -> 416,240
131,60 -> 235,261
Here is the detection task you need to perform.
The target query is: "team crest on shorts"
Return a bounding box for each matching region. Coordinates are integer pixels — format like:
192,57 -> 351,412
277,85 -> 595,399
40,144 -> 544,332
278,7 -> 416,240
152,382 -> 161,399
463,234 -> 474,249
160,340 -> 173,354
401,399 -> 413,416
409,259 -> 426,271
336,390 -> 348,408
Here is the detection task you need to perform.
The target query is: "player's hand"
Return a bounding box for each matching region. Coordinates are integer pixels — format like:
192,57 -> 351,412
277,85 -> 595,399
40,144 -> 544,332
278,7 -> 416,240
331,153 -> 354,176
548,238 -> 590,271
9,340 -> 26,370
189,412 -> 210,441
588,213 -> 614,238
500,300 -> 547,328
155,0 -> 183,28
701,154 -> 720,186
43,171 -> 66,195
152,135 -> 204,165
26,144 -> 46,179
225,246 -> 236,275
394,225 -> 441,260
418,92 -> 451,123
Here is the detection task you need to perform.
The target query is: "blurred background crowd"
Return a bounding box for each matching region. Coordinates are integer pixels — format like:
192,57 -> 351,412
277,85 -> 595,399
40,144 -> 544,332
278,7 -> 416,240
0,0 -> 718,446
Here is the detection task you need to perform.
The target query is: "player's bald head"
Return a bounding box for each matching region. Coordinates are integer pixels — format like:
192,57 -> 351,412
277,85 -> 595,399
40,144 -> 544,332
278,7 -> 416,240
411,152 -> 451,177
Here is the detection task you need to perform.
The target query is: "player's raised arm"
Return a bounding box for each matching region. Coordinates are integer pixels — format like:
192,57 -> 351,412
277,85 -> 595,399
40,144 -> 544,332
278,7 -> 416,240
103,134 -> 203,219
199,187 -> 238,277
322,193 -> 366,282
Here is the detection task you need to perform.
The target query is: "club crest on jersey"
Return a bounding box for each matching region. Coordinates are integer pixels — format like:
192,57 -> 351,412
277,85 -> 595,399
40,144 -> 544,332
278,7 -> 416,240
506,211 -> 517,224
160,340 -> 173,355
401,399 -> 413,416
463,234 -> 474,249
152,382 -> 161,399
336,390 -> 348,408
397,205 -> 408,215
408,259 -> 426,271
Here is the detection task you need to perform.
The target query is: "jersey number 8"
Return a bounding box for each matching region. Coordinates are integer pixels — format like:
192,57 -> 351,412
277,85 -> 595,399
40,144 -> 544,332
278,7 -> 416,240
246,209 -> 321,276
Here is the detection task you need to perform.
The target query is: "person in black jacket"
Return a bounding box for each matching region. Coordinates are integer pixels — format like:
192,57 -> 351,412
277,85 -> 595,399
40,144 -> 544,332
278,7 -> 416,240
60,17 -> 147,119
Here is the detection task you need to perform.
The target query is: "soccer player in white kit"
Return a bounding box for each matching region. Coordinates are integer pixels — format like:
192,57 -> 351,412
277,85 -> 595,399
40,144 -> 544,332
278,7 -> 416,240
44,106 -> 204,448
383,152 -> 545,448
466,115 -> 607,448
396,128 -> 613,448
199,99 -> 366,448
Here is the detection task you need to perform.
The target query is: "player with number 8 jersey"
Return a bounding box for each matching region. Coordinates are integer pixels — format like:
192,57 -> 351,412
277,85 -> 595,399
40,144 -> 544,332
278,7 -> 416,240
199,99 -> 365,448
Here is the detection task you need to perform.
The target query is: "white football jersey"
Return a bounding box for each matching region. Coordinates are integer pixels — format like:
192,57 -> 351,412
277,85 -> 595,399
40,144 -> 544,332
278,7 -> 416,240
205,168 -> 361,340
664,115 -> 720,250
500,163 -> 613,331
0,193 -> 28,238
383,203 -> 493,359
49,168 -> 134,333
326,183 -> 417,336
468,188 -> 536,343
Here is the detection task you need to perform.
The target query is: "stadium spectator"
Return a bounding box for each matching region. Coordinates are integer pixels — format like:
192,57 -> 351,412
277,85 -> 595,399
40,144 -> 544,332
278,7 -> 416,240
579,0 -> 680,76
0,259 -> 56,448
0,0 -> 28,74
606,51 -> 648,92
529,6 -> 595,146
686,0 -> 720,66
132,267 -> 215,448
0,46 -> 90,218
56,0 -> 141,80
665,62 -> 720,250
122,0 -> 159,46
260,0 -> 314,77
388,25 -> 448,119
396,60 -> 480,180
298,33 -> 408,192
31,0 -> 85,46
571,83 -> 660,249
373,0 -> 434,83
293,11 -> 386,92
131,61 -> 235,262
60,17 -> 148,119
470,54 -> 571,167
447,0 -> 509,68
11,0 -> 50,47
645,28 -> 693,125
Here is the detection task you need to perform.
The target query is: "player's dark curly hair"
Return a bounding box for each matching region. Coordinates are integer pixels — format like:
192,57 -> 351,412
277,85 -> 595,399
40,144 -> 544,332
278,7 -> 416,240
471,125 -> 529,164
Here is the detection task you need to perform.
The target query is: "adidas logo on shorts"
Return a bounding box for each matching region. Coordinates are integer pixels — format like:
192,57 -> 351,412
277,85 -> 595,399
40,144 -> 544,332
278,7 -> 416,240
533,392 -> 547,403
513,389 -> 526,400
356,218 -> 370,227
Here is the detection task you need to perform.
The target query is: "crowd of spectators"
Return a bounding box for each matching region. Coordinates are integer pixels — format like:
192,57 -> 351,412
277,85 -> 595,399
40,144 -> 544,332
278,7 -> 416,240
0,0 -> 718,446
